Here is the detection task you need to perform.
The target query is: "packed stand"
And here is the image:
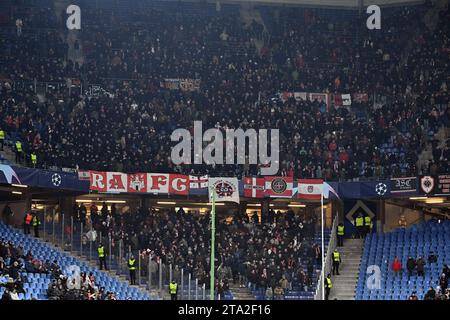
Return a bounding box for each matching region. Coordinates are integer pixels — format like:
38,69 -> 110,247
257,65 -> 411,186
74,202 -> 324,299
0,1 -> 449,179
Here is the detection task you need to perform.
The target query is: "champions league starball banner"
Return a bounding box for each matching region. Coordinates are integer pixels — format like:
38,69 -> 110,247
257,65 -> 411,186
1,164 -> 448,200
0,164 -> 89,191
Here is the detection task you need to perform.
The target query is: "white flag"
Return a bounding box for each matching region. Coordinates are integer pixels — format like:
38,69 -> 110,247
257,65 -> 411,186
342,93 -> 352,106
208,177 -> 240,203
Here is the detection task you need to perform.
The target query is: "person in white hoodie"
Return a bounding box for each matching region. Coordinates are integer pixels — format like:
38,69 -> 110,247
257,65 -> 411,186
9,288 -> 20,300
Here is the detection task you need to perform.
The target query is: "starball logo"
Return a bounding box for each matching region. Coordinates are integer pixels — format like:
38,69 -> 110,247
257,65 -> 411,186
170,121 -> 279,175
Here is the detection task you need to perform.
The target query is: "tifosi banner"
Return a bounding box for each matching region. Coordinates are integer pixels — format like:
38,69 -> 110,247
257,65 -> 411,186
264,176 -> 293,198
279,91 -> 330,110
89,171 -> 189,195
298,179 -> 323,200
208,177 -> 240,203
160,78 -> 200,92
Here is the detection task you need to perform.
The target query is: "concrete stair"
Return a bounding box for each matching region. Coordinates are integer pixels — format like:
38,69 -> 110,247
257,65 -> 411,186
228,284 -> 256,300
328,238 -> 364,300
39,230 -> 161,299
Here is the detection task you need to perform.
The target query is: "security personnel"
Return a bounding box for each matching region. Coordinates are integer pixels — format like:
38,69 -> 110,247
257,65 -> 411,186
24,211 -> 33,234
0,129 -> 5,150
169,280 -> 178,300
128,255 -> 137,285
332,249 -> 341,275
32,213 -> 41,238
31,152 -> 37,167
98,243 -> 108,270
324,274 -> 332,300
15,141 -> 22,163
364,214 -> 372,237
355,213 -> 365,239
337,223 -> 345,247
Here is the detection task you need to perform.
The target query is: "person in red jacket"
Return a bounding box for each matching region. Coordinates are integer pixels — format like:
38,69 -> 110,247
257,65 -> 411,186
392,256 -> 402,274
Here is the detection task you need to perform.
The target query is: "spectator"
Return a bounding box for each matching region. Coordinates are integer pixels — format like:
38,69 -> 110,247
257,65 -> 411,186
416,257 -> 426,277
408,291 -> 419,300
2,204 -> 13,225
265,286 -> 273,300
424,287 -> 436,300
392,256 -> 402,274
406,257 -> 417,276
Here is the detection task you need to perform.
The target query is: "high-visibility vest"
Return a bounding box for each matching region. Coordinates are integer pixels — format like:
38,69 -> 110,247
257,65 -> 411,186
356,216 -> 364,227
0,130 -> 5,140
31,153 -> 37,164
32,216 -> 40,227
364,216 -> 371,226
169,282 -> 177,294
128,259 -> 136,270
25,213 -> 33,225
15,141 -> 22,152
98,246 -> 105,258
337,225 -> 344,236
326,278 -> 332,289
333,251 -> 340,262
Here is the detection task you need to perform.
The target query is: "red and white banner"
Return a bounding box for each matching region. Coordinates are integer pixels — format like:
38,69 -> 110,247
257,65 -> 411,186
243,177 -> 265,198
298,179 -> 323,200
89,171 -> 107,192
264,176 -> 293,198
89,171 -> 189,195
127,173 -> 147,193
169,174 -> 190,195
189,175 -> 209,189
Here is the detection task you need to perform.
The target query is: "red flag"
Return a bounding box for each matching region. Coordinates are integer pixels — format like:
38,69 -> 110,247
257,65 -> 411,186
244,177 -> 265,198
127,173 -> 147,193
89,171 -> 107,192
264,176 -> 293,198
169,174 -> 190,195
298,179 -> 323,200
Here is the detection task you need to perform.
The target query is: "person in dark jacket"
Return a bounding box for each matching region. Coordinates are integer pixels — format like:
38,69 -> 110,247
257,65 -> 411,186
416,257 -> 425,277
443,265 -> 450,278
439,273 -> 448,291
2,204 -> 13,225
1,288 -> 12,300
406,256 -> 416,275
424,287 -> 436,300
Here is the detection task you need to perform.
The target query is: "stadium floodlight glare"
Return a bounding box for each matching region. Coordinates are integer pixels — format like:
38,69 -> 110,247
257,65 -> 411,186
105,200 -> 126,204
409,197 -> 428,200
11,184 -> 28,188
76,199 -> 92,203
206,203 -> 225,206
156,201 -> 177,205
12,191 -> 22,195
247,204 -> 262,207
288,204 -> 306,207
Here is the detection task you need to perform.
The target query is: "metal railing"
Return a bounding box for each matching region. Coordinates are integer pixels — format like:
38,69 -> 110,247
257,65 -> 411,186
38,210 -> 209,300
314,214 -> 338,300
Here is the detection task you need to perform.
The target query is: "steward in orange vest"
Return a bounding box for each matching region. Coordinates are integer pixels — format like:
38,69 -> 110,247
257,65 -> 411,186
24,212 -> 33,234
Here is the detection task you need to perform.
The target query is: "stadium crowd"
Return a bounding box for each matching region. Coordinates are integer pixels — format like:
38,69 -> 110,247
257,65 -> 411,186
0,2 -> 448,179
0,236 -> 118,300
73,202 -> 321,298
